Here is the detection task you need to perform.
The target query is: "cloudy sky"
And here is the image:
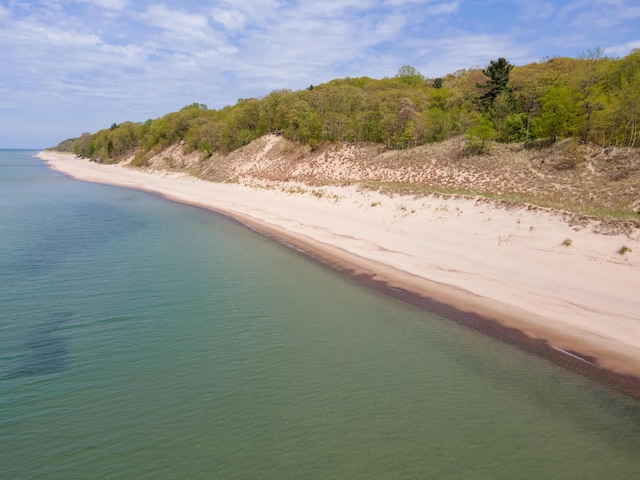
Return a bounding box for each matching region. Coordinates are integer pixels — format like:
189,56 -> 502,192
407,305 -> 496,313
1,0 -> 639,148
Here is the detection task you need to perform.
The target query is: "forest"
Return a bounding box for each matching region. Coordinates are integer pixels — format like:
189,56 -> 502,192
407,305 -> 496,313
55,49 -> 640,163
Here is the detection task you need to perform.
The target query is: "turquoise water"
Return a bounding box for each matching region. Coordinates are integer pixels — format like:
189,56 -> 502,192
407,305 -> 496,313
1,150 -> 639,479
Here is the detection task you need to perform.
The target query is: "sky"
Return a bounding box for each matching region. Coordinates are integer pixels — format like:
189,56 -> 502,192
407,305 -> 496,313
1,0 -> 639,148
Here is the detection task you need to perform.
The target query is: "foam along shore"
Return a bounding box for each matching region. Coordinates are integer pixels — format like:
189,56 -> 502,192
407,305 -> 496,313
38,151 -> 640,386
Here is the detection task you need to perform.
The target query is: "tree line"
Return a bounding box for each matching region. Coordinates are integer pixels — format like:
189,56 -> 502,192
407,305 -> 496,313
55,49 -> 640,162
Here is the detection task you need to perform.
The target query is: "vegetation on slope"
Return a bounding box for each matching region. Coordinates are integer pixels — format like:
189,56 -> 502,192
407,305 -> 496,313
129,133 -> 640,223
53,50 -> 640,220
55,50 -> 640,162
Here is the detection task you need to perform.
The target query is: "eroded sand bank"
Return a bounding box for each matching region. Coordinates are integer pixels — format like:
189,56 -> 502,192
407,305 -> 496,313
38,151 -> 640,392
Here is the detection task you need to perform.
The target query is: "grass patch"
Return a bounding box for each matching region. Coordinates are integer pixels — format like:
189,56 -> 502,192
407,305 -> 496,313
130,151 -> 149,167
561,238 -> 572,247
618,246 -> 631,255
361,181 -> 640,222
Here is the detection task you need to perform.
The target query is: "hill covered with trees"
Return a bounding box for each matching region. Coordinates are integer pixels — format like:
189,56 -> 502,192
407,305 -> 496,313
56,49 -> 639,162
53,50 -> 640,221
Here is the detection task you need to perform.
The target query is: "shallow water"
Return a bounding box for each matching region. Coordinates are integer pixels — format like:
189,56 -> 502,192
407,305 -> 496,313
1,150 -> 639,479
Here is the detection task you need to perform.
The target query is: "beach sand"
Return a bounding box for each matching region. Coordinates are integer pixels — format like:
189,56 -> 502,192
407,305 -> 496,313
37,151 -> 640,395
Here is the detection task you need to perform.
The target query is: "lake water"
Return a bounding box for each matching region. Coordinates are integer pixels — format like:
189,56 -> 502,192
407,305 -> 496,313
1,150 -> 639,479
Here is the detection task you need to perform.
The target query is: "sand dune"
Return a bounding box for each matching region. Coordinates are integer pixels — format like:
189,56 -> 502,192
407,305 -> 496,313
38,151 -> 640,385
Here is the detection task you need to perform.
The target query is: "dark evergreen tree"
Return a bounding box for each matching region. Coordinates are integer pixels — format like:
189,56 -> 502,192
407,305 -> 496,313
478,57 -> 514,108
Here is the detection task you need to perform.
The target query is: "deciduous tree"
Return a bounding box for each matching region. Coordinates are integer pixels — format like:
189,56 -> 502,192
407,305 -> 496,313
535,85 -> 577,140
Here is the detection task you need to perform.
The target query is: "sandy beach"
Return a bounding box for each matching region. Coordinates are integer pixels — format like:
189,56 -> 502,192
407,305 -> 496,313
37,151 -> 640,390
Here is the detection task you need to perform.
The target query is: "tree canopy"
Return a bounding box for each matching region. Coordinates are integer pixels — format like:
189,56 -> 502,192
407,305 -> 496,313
479,57 -> 514,108
56,51 -> 640,163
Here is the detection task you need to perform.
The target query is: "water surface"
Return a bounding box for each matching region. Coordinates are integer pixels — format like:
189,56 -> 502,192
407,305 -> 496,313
1,150 -> 639,479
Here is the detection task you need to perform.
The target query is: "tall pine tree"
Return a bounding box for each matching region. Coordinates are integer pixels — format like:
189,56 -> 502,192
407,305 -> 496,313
478,57 -> 514,108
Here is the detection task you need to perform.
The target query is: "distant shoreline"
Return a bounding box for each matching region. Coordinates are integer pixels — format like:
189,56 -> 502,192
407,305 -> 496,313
37,151 -> 640,399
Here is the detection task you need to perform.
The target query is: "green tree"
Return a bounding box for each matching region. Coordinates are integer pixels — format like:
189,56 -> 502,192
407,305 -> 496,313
602,50 -> 640,146
505,113 -> 529,142
110,122 -> 139,156
141,117 -> 168,150
429,86 -> 451,110
535,85 -> 577,140
576,49 -> 606,144
424,107 -> 450,142
222,98 -> 268,150
54,50 -> 640,161
465,113 -> 496,153
490,90 -> 515,142
288,99 -> 321,145
479,57 -> 514,108
74,132 -> 93,157
395,65 -> 425,87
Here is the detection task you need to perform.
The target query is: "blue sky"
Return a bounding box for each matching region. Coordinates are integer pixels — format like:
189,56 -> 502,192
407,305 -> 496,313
1,0 -> 639,148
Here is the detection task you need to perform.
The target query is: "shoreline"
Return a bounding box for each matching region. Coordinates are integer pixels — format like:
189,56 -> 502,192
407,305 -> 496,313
37,151 -> 640,399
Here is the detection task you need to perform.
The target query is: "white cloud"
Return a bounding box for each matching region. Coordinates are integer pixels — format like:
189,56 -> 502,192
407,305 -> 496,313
211,8 -> 247,32
0,17 -> 100,52
379,0 -> 459,16
140,4 -> 209,32
563,0 -> 640,28
515,1 -> 556,20
208,0 -> 284,26
427,1 -> 459,15
605,40 -> 640,57
423,34 -> 535,74
44,27 -> 102,47
2,0 -> 640,147
383,0 -> 444,6
76,0 -> 130,11
136,4 -> 231,54
372,12 -> 408,38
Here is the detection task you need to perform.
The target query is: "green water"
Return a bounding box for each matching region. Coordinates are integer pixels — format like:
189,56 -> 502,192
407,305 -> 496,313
1,151 -> 639,479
